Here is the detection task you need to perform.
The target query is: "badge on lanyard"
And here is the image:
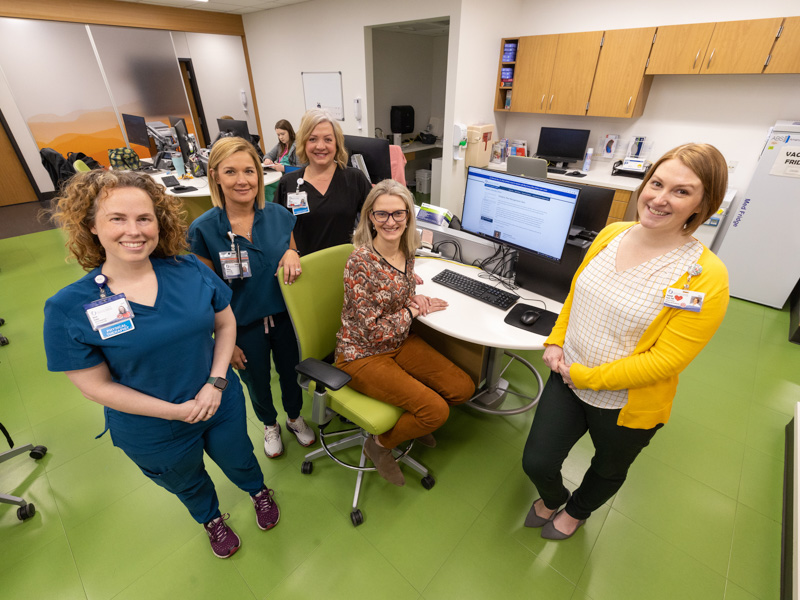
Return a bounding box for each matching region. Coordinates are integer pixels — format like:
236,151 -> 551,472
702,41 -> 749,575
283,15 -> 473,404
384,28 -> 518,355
219,232 -> 252,280
83,274 -> 136,339
664,264 -> 705,312
287,177 -> 309,215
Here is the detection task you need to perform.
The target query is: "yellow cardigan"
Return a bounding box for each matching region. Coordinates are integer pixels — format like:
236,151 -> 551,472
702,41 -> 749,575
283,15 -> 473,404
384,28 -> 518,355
546,222 -> 729,429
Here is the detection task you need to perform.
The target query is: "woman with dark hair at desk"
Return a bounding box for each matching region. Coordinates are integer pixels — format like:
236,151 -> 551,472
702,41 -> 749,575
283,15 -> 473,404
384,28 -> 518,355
43,170 -> 278,560
263,119 -> 299,173
335,180 -> 474,486
522,143 -> 730,540
189,136 -> 315,459
275,109 -> 371,255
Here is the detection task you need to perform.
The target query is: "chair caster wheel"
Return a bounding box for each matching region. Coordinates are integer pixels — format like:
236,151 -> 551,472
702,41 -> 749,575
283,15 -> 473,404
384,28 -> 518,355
17,503 -> 35,520
29,445 -> 48,460
0,335 -> 8,346
350,509 -> 364,527
0,317 -> 5,326
301,461 -> 313,474
421,475 -> 436,490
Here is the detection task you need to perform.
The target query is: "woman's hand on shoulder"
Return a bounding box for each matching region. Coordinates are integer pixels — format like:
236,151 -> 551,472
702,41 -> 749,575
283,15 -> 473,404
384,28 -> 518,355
277,249 -> 302,284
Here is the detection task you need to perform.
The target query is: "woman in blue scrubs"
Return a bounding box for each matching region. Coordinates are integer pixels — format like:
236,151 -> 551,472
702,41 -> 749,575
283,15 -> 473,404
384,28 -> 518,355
189,137 -> 316,459
43,170 -> 278,559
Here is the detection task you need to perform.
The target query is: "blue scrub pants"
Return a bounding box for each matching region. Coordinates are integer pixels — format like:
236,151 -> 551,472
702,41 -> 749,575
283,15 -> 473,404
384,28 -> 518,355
236,311 -> 302,426
119,385 -> 264,524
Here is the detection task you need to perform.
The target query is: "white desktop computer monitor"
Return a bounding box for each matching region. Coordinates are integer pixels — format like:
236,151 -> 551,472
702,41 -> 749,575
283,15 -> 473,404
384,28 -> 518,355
460,167 -> 580,263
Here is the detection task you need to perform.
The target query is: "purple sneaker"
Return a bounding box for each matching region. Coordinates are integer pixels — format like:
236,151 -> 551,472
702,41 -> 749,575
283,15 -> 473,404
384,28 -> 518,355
251,486 -> 280,531
203,513 -> 240,558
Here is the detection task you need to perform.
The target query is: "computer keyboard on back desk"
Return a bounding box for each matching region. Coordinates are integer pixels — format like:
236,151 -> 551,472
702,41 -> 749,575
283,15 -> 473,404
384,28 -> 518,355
547,167 -> 567,174
431,269 -> 519,310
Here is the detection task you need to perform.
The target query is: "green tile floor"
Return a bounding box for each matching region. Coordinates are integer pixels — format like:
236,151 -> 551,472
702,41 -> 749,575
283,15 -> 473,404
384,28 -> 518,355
2,228 -> 798,599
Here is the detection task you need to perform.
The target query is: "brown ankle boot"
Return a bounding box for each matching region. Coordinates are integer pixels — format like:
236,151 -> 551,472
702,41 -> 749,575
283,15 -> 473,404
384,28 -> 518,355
364,436 -> 405,486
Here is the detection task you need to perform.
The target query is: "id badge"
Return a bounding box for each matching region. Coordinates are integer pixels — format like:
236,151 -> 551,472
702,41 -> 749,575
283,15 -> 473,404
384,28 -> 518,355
84,293 -> 136,339
219,250 -> 252,280
287,191 -> 309,215
664,287 -> 705,312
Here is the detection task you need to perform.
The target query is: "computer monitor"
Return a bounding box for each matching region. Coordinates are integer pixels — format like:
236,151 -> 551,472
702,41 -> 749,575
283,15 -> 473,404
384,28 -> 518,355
343,135 -> 391,183
216,118 -> 251,141
460,167 -> 580,263
535,127 -> 591,167
168,116 -> 186,129
121,113 -> 150,147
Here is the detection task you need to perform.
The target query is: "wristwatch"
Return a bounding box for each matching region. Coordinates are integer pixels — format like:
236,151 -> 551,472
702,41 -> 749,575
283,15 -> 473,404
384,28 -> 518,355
207,376 -> 228,391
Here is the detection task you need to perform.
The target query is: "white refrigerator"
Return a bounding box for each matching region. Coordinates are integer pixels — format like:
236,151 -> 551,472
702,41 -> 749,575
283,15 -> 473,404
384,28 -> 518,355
717,120 -> 800,309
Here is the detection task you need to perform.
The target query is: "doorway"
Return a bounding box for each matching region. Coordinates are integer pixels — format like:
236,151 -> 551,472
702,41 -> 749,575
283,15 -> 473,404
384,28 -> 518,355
179,58 -> 210,149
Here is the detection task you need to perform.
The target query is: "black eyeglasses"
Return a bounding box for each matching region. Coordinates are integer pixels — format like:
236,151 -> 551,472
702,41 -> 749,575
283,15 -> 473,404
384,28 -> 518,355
371,209 -> 408,223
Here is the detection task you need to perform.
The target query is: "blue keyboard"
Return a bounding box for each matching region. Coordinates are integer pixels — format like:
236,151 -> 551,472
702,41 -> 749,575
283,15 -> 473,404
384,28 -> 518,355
431,269 -> 519,310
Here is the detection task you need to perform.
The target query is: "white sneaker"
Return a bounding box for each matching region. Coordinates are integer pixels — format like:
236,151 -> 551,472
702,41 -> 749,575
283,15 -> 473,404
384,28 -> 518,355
264,424 -> 284,458
286,416 -> 316,447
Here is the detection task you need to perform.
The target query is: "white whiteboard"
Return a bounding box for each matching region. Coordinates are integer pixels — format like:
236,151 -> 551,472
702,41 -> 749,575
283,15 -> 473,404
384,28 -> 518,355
301,71 -> 344,120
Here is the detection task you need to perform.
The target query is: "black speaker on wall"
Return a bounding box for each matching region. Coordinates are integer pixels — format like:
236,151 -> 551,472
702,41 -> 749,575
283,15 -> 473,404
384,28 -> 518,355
390,105 -> 414,134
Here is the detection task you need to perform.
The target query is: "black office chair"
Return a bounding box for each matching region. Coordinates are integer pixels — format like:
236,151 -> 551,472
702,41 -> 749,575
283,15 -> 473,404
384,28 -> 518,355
0,422 -> 47,520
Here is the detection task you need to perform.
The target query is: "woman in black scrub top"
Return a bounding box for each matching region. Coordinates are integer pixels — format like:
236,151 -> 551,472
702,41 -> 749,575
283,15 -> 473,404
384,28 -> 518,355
275,109 -> 371,255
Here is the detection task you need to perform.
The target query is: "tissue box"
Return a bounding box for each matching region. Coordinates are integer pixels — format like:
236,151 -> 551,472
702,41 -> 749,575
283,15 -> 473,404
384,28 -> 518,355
416,203 -> 452,227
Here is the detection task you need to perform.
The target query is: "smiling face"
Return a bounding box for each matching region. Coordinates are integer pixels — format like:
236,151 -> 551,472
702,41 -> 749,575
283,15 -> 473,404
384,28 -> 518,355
90,187 -> 159,268
212,150 -> 260,208
369,194 -> 408,247
637,159 -> 704,237
276,128 -> 290,146
305,121 -> 336,169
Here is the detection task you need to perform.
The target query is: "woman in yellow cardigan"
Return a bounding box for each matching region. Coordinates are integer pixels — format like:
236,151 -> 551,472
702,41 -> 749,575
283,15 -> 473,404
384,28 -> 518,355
522,143 -> 729,540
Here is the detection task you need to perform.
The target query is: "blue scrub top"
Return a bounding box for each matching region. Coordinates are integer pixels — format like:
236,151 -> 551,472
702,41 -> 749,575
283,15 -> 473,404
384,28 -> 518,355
188,203 -> 296,327
43,255 -> 239,450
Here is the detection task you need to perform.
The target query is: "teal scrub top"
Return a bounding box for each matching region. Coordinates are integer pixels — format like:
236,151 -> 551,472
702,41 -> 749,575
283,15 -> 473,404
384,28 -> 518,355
43,255 -> 239,449
188,203 -> 296,327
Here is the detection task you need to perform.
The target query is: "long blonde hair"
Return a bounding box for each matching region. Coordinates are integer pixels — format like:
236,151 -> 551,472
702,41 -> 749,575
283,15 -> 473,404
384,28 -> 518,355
352,180 -> 421,258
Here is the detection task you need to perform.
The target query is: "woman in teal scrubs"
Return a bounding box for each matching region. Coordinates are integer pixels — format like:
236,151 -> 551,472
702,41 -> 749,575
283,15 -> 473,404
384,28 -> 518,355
189,137 -> 316,459
43,170 -> 278,560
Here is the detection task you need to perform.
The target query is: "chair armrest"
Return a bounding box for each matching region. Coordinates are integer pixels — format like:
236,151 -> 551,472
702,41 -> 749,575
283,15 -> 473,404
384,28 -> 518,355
295,358 -> 351,391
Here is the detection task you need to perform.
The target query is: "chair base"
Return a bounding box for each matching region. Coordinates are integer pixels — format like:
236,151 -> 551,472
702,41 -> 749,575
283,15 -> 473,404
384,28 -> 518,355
1,441 -> 48,520
299,421 -> 434,526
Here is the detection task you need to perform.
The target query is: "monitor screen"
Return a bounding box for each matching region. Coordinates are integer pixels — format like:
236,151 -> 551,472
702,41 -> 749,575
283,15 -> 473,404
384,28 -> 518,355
168,116 -> 186,129
460,167 -> 580,263
343,135 -> 391,183
121,113 -> 149,147
216,118 -> 250,141
535,127 -> 590,165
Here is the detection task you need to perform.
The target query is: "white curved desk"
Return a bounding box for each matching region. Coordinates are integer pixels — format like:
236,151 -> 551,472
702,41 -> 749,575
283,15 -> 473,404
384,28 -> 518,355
414,258 -> 563,414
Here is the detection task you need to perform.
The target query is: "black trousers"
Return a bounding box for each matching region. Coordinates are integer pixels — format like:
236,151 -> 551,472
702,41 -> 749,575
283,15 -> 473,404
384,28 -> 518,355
522,372 -> 662,520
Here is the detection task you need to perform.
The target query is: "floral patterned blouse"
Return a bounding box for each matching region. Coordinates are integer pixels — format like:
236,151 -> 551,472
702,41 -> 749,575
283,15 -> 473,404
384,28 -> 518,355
335,245 -> 416,362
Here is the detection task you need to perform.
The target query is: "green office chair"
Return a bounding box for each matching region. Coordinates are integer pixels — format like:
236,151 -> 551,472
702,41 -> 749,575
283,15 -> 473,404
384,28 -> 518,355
279,243 -> 435,527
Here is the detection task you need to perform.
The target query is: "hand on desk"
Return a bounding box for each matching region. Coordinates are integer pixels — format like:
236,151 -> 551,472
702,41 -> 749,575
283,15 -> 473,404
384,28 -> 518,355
409,295 -> 447,317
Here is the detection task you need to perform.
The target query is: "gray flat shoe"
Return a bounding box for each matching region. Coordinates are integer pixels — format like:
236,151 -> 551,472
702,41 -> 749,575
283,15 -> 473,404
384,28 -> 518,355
541,509 -> 586,540
524,492 -> 570,528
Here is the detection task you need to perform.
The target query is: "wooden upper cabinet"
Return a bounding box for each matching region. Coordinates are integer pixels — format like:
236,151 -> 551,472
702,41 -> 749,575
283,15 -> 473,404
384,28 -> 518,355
646,23 -> 715,74
588,27 -> 656,118
700,17 -> 783,74
765,17 -> 800,73
547,31 -> 604,115
511,35 -> 558,113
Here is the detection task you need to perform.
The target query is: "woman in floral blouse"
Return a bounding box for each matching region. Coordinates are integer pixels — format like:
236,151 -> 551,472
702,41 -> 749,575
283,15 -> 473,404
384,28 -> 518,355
334,180 -> 474,486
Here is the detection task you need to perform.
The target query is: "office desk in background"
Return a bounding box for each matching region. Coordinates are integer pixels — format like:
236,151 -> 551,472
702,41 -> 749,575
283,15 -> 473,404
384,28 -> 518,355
414,257 -> 563,415
148,169 -> 282,223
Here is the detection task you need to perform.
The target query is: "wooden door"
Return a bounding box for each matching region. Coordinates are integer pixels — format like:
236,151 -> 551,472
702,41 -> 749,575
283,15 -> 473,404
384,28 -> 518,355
646,23 -> 715,74
0,114 -> 39,207
765,17 -> 800,74
511,35 -> 558,113
588,27 -> 656,118
700,17 -> 783,74
546,31 -> 603,116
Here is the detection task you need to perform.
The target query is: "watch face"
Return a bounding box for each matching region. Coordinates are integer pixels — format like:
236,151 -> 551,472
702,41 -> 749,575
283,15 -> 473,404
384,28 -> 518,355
213,378 -> 228,391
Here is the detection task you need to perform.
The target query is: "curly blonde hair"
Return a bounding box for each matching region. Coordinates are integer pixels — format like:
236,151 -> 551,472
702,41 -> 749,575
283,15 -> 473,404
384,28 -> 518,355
295,109 -> 348,169
352,179 -> 420,259
50,170 -> 188,270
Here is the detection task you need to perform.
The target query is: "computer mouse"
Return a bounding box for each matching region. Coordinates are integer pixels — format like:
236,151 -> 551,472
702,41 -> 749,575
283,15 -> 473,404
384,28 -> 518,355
520,310 -> 541,326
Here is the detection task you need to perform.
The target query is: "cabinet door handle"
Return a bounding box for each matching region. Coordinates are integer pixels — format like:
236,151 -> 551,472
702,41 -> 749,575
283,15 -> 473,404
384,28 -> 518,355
626,96 -> 632,113
692,50 -> 700,69
541,95 -> 545,109
548,95 -> 554,109
707,48 -> 715,69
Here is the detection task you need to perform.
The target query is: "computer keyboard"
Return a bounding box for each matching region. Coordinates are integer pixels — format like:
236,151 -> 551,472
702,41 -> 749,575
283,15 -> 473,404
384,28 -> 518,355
431,269 -> 519,310
547,167 -> 567,174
